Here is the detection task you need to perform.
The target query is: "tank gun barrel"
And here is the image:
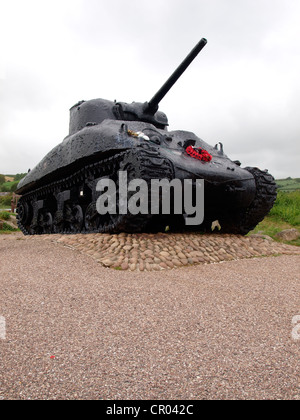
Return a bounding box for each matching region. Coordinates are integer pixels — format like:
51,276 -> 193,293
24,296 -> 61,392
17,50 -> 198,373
146,38 -> 207,115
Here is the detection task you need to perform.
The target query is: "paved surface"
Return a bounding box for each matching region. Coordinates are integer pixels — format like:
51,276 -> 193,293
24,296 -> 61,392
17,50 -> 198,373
0,233 -> 299,400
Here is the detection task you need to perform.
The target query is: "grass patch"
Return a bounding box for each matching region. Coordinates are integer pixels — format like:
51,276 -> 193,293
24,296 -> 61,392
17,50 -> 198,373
0,212 -> 19,234
0,222 -> 19,234
269,191 -> 300,226
0,211 -> 11,221
249,190 -> 300,246
250,217 -> 300,246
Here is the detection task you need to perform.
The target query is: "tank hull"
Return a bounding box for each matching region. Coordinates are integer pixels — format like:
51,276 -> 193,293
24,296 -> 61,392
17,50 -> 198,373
16,118 -> 276,236
17,119 -> 254,197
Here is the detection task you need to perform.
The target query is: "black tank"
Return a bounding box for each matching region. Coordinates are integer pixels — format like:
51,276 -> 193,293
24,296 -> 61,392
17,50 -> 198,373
16,38 -> 277,235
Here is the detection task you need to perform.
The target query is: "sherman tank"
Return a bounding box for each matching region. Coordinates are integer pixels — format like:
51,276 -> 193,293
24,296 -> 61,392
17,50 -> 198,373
16,38 -> 277,235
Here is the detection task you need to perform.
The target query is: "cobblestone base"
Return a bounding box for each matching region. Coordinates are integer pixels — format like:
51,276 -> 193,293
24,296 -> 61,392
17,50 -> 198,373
31,232 -> 300,272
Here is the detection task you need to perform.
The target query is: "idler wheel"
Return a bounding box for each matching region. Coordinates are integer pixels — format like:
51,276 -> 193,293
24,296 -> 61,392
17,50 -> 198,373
17,201 -> 31,225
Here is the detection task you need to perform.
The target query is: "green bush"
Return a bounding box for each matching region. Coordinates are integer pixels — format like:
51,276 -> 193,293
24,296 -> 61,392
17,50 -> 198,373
0,194 -> 12,207
0,211 -> 11,221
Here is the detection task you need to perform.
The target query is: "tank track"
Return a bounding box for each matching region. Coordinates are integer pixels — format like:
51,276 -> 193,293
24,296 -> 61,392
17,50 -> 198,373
219,167 -> 277,235
17,146 -> 174,235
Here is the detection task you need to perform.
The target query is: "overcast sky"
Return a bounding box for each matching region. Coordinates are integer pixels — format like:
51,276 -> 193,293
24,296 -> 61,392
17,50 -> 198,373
0,0 -> 299,179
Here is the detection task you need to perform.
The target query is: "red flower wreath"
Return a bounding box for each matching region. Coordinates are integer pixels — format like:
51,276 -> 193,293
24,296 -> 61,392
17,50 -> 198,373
186,145 -> 212,162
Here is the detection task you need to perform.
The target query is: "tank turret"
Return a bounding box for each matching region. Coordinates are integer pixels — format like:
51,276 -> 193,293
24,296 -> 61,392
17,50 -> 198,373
69,38 -> 208,134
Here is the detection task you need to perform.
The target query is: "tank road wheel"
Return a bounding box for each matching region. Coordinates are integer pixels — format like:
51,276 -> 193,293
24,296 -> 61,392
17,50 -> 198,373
72,205 -> 84,232
87,152 -> 153,234
53,210 -> 64,234
85,202 -> 100,232
219,167 -> 277,235
38,211 -> 53,234
64,204 -> 84,233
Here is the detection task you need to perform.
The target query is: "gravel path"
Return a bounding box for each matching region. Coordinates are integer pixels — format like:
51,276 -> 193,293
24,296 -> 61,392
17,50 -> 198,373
0,233 -> 299,400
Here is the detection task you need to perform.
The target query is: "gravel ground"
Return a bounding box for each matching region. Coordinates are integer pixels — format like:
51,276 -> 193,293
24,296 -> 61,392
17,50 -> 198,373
0,233 -> 300,400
